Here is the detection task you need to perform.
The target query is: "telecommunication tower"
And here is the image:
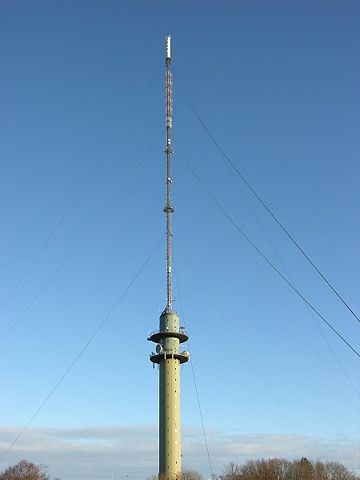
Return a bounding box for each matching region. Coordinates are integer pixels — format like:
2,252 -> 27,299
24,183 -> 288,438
148,35 -> 189,480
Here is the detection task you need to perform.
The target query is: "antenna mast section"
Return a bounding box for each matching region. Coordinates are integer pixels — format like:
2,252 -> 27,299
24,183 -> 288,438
164,34 -> 174,313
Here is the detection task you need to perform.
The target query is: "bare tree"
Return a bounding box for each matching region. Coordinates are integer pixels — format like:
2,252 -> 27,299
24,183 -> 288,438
221,463 -> 242,480
149,472 -> 203,480
221,459 -> 357,480
0,460 -> 55,480
180,470 -> 204,480
324,462 -> 358,480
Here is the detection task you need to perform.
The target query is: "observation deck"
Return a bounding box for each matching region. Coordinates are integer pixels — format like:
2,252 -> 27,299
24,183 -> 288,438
147,327 -> 188,344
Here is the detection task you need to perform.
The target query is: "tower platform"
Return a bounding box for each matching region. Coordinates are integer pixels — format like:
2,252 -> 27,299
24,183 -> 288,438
149,350 -> 190,365
147,328 -> 188,344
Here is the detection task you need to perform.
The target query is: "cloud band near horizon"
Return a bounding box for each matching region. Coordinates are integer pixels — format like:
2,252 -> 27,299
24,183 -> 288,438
0,425 -> 358,480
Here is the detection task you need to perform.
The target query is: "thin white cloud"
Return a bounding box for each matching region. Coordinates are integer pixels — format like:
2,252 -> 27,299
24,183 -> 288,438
0,426 -> 358,480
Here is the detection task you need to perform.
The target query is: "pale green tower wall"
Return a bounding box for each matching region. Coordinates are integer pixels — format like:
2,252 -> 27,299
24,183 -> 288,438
149,312 -> 189,480
159,357 -> 181,479
159,312 -> 181,479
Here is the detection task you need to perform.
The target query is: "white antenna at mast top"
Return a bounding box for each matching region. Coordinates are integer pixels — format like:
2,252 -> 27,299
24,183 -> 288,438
166,34 -> 171,59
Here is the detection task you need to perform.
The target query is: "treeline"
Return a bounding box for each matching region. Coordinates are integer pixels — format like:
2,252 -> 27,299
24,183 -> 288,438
1,458 -> 358,480
182,458 -> 358,480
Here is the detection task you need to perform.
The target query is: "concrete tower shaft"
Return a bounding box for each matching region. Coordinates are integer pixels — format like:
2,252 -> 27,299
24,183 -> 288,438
159,353 -> 181,475
148,35 -> 189,480
149,312 -> 189,479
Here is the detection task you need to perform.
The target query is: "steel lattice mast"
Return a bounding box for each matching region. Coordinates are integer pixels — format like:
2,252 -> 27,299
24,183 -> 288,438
148,35 -> 190,480
164,34 -> 174,313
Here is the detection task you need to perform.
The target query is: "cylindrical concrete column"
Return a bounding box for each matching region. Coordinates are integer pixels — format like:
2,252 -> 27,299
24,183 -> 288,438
159,357 -> 181,479
149,311 -> 189,480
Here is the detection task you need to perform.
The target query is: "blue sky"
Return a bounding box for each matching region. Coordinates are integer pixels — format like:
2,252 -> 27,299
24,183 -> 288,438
0,1 -> 359,479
